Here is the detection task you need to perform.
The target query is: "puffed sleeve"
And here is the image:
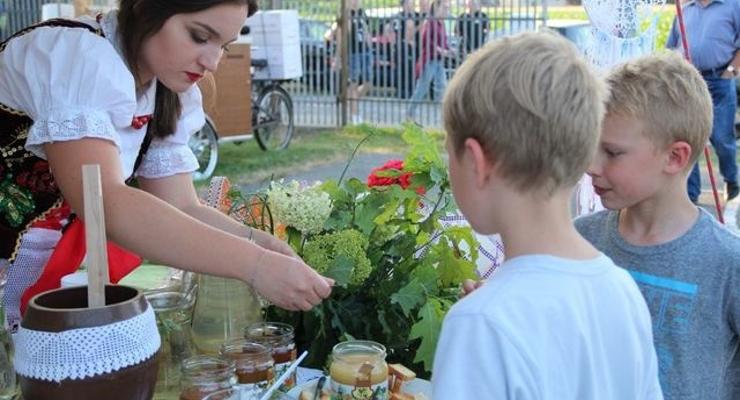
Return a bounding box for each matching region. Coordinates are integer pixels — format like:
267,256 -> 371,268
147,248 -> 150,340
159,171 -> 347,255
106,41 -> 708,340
0,25 -> 137,159
135,85 -> 204,179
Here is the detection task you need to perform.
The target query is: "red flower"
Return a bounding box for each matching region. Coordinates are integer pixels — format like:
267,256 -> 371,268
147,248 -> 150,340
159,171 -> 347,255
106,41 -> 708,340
368,159 -> 405,188
367,159 -> 426,195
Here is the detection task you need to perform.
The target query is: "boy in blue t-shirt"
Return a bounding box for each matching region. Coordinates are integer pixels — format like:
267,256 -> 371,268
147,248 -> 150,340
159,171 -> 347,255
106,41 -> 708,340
575,52 -> 740,400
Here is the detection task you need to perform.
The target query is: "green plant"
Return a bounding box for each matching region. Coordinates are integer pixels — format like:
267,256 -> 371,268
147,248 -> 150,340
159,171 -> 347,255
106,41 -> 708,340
231,124 -> 478,377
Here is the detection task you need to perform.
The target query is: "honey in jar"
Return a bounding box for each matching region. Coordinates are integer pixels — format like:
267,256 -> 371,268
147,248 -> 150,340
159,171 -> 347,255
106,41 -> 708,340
329,341 -> 389,400
179,355 -> 236,400
219,339 -> 275,398
244,322 -> 297,390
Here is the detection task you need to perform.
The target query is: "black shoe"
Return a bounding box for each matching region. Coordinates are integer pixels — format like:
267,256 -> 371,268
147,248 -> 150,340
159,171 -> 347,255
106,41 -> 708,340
726,181 -> 739,202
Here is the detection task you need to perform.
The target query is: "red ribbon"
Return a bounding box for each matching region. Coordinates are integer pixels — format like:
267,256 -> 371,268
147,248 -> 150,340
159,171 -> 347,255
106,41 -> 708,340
20,218 -> 142,314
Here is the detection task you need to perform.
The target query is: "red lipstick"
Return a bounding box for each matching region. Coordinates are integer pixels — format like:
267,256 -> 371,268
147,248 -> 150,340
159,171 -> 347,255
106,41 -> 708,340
185,72 -> 203,83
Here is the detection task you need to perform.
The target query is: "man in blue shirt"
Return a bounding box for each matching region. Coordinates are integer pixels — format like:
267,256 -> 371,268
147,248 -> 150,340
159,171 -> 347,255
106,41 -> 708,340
667,0 -> 740,203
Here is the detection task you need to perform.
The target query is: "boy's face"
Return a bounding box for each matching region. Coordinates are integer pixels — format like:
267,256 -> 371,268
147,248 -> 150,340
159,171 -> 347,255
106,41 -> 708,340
588,114 -> 669,210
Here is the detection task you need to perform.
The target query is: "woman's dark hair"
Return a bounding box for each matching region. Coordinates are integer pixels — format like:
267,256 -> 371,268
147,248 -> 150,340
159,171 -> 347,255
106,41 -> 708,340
118,0 -> 258,138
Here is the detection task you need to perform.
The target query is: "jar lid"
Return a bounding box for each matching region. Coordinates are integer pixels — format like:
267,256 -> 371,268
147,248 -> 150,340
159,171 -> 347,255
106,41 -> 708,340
181,355 -> 236,381
244,321 -> 294,348
332,340 -> 387,359
220,339 -> 274,367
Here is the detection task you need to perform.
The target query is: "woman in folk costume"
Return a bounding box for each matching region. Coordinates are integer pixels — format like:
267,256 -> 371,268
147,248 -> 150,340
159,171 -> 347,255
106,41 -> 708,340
0,0 -> 333,331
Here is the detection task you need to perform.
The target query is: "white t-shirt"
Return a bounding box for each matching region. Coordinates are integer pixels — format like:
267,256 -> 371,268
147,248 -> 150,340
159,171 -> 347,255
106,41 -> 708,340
0,11 -> 203,180
432,254 -> 663,400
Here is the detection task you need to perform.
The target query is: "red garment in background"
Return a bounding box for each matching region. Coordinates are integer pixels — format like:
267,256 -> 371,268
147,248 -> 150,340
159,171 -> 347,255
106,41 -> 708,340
415,19 -> 449,78
20,217 -> 142,314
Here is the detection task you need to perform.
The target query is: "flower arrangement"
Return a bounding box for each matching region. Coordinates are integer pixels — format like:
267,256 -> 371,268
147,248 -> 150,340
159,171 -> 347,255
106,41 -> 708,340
228,126 -> 479,376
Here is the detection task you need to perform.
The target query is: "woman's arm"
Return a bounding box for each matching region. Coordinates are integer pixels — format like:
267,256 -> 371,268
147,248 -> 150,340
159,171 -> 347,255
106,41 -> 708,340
138,173 -> 297,257
45,138 -> 332,310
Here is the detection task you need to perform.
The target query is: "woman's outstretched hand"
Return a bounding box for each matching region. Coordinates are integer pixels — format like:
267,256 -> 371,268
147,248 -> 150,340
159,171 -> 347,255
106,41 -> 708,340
247,249 -> 334,311
251,228 -> 299,258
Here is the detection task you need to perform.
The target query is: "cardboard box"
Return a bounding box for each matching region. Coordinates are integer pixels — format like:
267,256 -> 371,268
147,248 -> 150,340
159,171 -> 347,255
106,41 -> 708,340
245,10 -> 300,46
199,43 -> 252,136
250,43 -> 303,80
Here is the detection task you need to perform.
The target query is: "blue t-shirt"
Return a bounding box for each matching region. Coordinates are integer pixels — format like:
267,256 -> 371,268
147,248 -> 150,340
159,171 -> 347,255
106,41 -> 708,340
575,209 -> 740,400
665,0 -> 740,71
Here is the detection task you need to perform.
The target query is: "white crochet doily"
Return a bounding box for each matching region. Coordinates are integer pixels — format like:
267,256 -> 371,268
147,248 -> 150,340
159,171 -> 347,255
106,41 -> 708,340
13,303 -> 160,382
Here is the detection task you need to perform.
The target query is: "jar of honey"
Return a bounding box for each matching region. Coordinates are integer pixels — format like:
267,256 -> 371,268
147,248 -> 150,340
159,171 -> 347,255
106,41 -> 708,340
244,322 -> 297,390
179,356 -> 236,400
329,341 -> 389,400
219,339 -> 275,398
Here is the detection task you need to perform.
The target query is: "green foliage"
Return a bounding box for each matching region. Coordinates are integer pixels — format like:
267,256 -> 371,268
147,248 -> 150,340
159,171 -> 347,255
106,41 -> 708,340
246,124 -> 478,376
303,230 -> 372,286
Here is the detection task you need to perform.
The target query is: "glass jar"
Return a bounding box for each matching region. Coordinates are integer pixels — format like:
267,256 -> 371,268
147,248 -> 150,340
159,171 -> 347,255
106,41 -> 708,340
146,290 -> 196,396
191,275 -> 263,354
329,341 -> 389,400
219,339 -> 275,397
0,281 -> 17,400
244,322 -> 297,390
180,356 -> 237,400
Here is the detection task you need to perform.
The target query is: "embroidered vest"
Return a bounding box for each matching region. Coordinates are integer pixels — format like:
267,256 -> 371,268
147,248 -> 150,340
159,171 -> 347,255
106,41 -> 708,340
0,19 -> 150,262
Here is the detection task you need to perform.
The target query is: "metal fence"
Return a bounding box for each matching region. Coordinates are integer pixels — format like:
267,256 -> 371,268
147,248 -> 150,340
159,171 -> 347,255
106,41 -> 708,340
259,0 -> 547,128
0,0 -> 547,129
0,0 -> 116,40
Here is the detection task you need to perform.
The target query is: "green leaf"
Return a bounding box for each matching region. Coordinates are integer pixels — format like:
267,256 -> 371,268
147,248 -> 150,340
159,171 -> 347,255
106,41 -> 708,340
445,226 -> 480,263
409,298 -> 445,372
355,193 -> 387,234
430,237 -> 477,287
411,262 -> 440,295
345,178 -> 367,197
390,279 -> 426,317
325,255 -> 354,287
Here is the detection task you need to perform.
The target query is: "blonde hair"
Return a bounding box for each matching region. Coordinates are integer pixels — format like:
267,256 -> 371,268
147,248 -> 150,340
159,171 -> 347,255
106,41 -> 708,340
443,31 -> 607,195
605,52 -> 712,166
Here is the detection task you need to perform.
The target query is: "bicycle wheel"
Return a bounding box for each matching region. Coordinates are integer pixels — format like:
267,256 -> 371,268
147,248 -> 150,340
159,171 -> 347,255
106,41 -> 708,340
189,117 -> 219,181
254,84 -> 294,151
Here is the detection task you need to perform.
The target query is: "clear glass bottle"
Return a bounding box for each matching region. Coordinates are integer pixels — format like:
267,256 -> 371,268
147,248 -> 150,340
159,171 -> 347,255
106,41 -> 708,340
329,341 -> 389,400
219,339 -> 275,398
244,322 -> 297,390
190,275 -> 262,354
179,355 -> 236,400
146,290 -> 196,396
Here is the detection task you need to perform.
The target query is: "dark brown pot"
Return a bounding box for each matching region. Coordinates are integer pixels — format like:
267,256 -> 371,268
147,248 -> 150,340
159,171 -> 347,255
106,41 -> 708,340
18,285 -> 160,400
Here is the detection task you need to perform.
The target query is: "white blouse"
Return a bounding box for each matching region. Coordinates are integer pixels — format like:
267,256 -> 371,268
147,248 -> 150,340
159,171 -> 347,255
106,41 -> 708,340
0,11 -> 203,180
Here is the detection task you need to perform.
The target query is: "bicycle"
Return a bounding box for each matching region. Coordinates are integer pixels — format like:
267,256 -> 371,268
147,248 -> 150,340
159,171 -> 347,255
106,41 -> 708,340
190,58 -> 295,181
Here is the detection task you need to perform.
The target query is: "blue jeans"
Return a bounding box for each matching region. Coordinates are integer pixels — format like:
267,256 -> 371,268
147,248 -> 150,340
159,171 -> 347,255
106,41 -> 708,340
688,76 -> 737,201
406,60 -> 447,120
349,52 -> 373,84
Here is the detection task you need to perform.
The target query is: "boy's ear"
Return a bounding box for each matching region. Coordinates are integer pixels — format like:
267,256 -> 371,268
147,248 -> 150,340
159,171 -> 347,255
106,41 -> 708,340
464,137 -> 494,188
665,140 -> 693,174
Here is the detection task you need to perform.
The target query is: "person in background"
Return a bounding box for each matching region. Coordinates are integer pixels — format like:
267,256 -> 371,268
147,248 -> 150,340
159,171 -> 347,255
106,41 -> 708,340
394,0 -> 417,98
455,0 -> 489,58
326,0 -> 374,124
666,0 -> 740,204
405,0 -> 451,124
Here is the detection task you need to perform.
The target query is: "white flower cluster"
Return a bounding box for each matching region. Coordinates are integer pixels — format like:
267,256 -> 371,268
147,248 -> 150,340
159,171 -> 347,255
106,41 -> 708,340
267,180 -> 333,234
